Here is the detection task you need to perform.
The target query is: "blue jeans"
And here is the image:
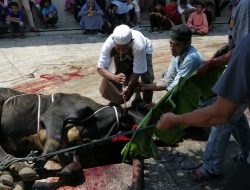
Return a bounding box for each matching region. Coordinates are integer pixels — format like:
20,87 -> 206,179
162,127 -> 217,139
200,98 -> 250,175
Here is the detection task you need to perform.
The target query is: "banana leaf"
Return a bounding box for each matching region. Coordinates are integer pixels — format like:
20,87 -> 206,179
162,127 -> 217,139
122,66 -> 225,161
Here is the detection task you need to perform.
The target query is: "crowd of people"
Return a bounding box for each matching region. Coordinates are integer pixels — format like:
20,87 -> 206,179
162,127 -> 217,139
0,0 -> 230,38
96,0 -> 250,189
1,0 -> 249,189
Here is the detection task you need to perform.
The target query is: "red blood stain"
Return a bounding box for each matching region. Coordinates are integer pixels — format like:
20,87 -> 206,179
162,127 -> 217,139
13,72 -> 83,93
66,72 -> 82,78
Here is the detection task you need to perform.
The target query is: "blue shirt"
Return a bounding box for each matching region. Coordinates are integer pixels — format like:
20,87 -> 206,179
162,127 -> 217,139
159,46 -> 204,91
213,34 -> 250,105
41,4 -> 57,17
232,0 -> 250,46
8,10 -> 24,21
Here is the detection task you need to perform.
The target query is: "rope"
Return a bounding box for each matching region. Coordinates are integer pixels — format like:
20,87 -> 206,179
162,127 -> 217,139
37,94 -> 41,134
0,125 -> 155,171
80,106 -> 113,123
4,93 -> 55,135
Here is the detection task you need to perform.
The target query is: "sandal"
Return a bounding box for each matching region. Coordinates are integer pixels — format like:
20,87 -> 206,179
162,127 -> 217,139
187,166 -> 218,182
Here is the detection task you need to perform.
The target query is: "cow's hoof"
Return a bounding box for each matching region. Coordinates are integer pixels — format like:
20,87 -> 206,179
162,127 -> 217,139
58,161 -> 85,186
13,181 -> 24,190
18,167 -> 39,181
9,162 -> 39,181
0,171 -> 14,190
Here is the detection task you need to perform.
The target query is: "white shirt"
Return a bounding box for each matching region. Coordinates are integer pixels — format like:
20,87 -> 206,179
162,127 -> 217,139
97,29 -> 153,74
178,4 -> 195,14
111,0 -> 133,14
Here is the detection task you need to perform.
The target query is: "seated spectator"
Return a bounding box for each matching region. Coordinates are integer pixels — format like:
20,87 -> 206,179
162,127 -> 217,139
178,0 -> 196,23
102,3 -> 117,34
31,0 -> 42,9
40,0 -> 58,29
0,0 -> 8,34
16,0 -> 38,31
6,2 -> 24,38
129,0 -> 141,26
65,0 -> 75,12
149,1 -> 166,32
78,0 -> 104,34
96,0 -> 105,12
74,0 -> 85,22
29,0 -> 43,28
187,1 -> 208,35
203,1 -> 214,30
164,0 -> 181,29
111,0 -> 133,25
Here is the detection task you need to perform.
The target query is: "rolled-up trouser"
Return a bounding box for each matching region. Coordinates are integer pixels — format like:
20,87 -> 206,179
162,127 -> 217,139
141,54 -> 154,104
99,77 -> 124,105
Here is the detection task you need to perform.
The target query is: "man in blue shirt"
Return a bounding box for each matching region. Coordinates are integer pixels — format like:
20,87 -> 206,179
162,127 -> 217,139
139,24 -> 203,93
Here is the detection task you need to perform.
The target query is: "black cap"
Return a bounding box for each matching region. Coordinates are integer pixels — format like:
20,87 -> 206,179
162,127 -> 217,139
170,24 -> 192,41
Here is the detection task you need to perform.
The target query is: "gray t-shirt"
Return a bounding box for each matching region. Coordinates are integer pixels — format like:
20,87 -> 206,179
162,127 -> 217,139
213,34 -> 250,105
232,0 -> 250,46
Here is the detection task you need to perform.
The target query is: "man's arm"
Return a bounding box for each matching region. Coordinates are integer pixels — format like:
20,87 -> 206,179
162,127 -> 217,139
6,16 -> 21,23
138,82 -> 165,91
198,50 -> 232,74
122,73 -> 140,101
156,96 -> 238,130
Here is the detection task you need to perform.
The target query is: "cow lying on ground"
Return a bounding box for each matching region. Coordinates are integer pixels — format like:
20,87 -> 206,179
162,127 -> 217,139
0,88 -> 143,189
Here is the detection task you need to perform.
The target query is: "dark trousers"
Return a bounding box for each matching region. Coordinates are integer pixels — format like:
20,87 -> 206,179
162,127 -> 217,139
7,22 -> 24,33
45,15 -> 58,26
140,54 -> 154,104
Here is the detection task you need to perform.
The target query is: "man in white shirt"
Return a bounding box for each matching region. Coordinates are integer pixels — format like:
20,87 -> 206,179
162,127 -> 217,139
97,24 -> 154,106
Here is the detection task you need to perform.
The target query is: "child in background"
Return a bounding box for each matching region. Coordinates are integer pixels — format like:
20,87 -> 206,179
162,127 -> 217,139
129,0 -> 141,26
65,0 -> 75,12
164,0 -> 181,29
187,1 -> 208,35
74,0 -> 85,22
178,0 -> 196,23
40,0 -> 58,29
0,0 -> 8,34
149,1 -> 166,32
6,2 -> 25,37
102,3 -> 117,34
203,1 -> 214,31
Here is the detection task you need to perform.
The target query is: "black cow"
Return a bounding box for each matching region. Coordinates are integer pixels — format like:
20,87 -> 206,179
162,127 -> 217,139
0,88 -> 143,189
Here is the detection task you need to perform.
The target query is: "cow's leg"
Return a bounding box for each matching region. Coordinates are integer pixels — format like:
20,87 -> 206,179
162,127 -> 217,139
41,112 -> 65,156
57,154 -> 85,187
0,146 -> 38,188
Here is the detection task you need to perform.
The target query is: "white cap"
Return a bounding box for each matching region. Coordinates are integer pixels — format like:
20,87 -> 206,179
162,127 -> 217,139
112,25 -> 132,45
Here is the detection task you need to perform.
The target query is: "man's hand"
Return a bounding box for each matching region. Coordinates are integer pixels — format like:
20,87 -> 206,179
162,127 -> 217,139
156,113 -> 180,131
114,73 -> 126,84
122,86 -> 133,101
135,82 -> 146,92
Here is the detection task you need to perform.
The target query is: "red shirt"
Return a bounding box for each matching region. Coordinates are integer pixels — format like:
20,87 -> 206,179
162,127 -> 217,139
165,4 -> 180,24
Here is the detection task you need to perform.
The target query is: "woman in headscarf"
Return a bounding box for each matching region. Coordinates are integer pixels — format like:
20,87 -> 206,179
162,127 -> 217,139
78,0 -> 104,34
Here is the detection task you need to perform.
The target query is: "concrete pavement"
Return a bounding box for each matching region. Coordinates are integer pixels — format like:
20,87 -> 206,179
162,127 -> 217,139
0,14 -> 242,189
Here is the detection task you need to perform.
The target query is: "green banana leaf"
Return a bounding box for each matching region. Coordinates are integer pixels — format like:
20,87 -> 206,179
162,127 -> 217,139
122,66 -> 225,161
